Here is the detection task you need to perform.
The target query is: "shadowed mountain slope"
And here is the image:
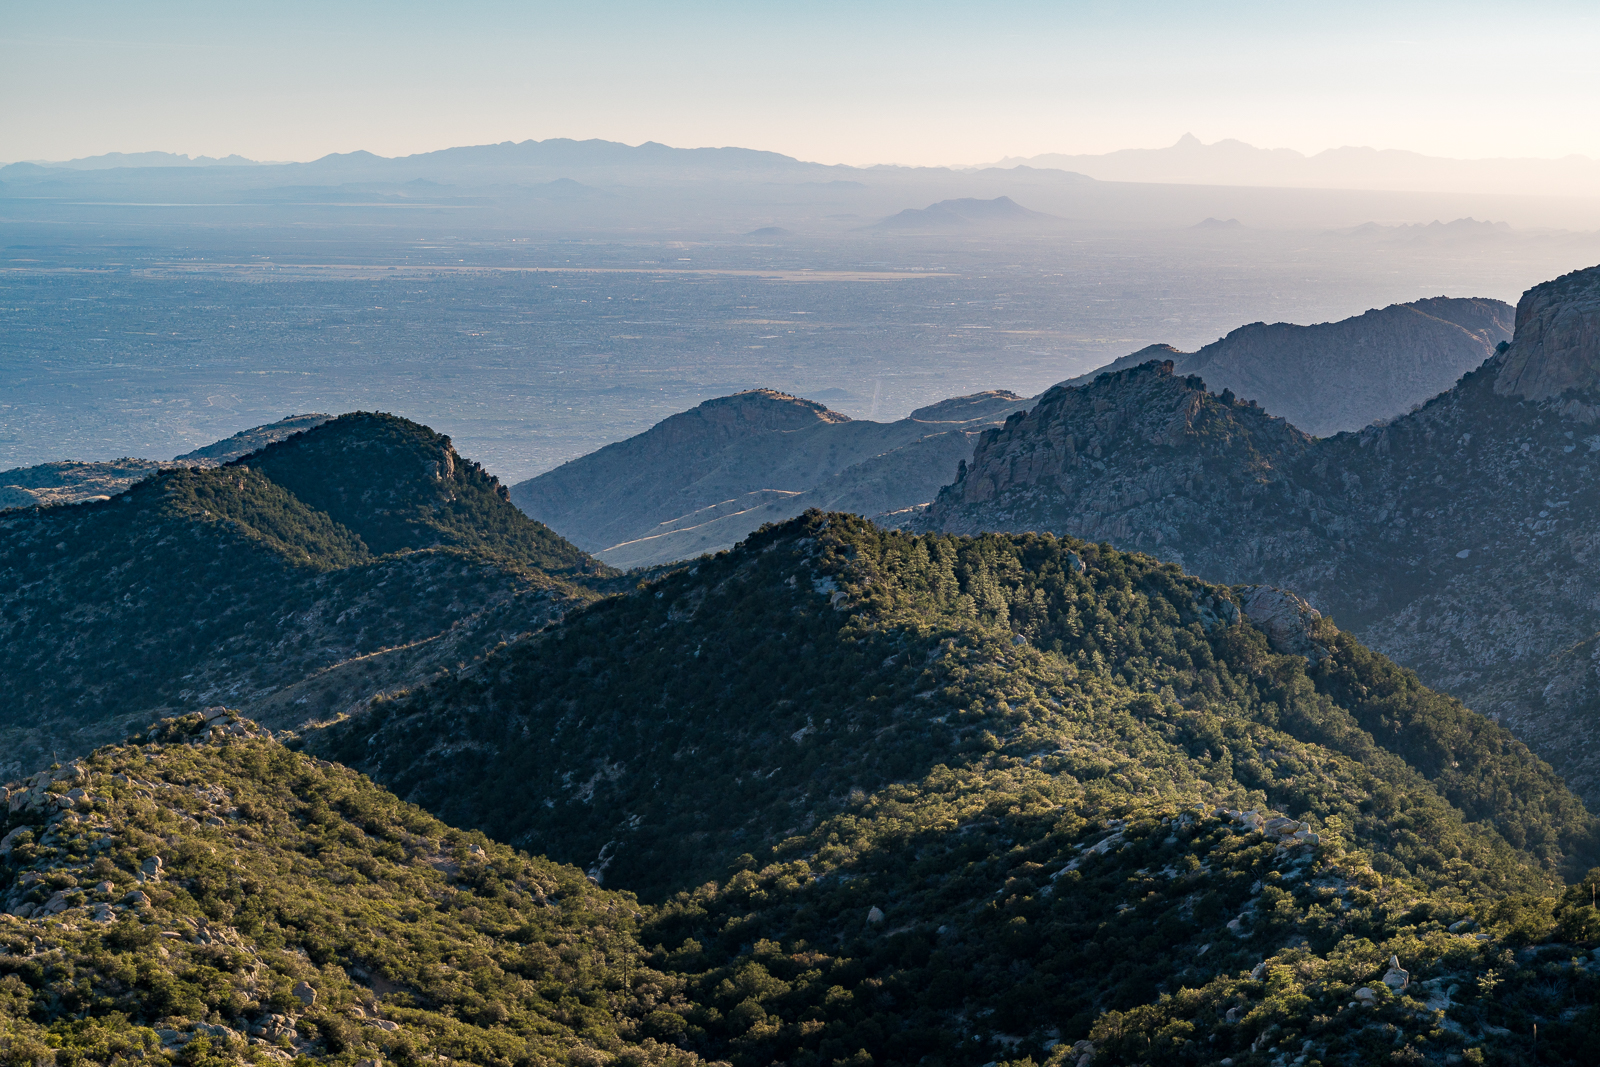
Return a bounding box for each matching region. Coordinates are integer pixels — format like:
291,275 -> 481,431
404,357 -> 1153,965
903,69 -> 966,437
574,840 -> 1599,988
511,389 -> 1026,569
0,413 -> 602,779
923,263 -> 1600,809
1065,297 -> 1513,436
240,411 -> 595,571
306,510 -> 1600,1064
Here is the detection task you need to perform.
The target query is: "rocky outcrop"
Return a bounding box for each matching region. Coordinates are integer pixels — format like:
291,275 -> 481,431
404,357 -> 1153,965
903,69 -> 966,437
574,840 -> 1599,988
512,388 -> 1027,567
918,262 -> 1600,809
1066,297 -> 1513,436
1493,266 -> 1600,400
1240,587 -> 1330,662
921,360 -> 1314,577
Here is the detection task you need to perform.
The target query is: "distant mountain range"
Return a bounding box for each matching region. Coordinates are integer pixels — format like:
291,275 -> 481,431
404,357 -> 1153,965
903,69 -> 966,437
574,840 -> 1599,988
26,134 -> 1600,201
19,150 -> 264,169
0,138 -> 844,187
12,135 -> 1600,231
992,133 -> 1600,198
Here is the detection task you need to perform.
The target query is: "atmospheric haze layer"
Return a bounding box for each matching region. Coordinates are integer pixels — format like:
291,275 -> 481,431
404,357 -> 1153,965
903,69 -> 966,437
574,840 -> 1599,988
5,136 -> 1600,481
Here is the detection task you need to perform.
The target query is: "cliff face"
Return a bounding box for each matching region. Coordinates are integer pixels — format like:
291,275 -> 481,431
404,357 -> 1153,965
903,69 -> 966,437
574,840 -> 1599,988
511,387 -> 1026,567
1065,297 -> 1513,437
920,264 -> 1600,807
1494,265 -> 1600,400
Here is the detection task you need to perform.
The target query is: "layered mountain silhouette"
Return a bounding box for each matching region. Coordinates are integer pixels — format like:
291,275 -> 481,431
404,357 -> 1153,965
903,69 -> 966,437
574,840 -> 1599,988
510,388 -> 1027,568
994,132 -> 1600,199
0,412 -> 602,779
515,296 -> 1513,570
1064,297 -> 1513,436
923,263 -> 1600,808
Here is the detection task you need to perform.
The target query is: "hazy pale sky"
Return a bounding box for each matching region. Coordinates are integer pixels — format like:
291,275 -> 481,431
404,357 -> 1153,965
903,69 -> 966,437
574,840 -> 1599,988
5,0 -> 1599,167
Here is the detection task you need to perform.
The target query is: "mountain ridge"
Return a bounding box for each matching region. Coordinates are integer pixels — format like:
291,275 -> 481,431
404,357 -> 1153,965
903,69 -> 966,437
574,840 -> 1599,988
1064,297 -> 1513,436
921,261 -> 1600,810
511,388 -> 1027,568
992,132 -> 1600,198
6,411 -> 1600,1062
0,414 -> 332,512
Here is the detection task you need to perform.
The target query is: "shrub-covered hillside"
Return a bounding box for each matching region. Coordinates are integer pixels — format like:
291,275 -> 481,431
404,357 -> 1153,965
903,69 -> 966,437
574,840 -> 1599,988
314,512 -> 1595,900
642,778 -> 1600,1066
306,512 -> 1600,1064
0,413 -> 604,779
7,513 -> 1600,1065
0,712 -> 709,1066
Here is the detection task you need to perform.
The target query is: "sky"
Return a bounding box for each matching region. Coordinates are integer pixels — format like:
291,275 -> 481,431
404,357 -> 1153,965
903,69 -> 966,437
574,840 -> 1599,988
5,1 -> 1600,168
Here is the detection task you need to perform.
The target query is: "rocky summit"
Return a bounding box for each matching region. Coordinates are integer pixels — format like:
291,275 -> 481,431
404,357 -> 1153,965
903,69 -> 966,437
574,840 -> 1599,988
922,263 -> 1600,810
1492,264 -> 1600,401
1065,297 -> 1513,437
928,359 -> 1314,563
